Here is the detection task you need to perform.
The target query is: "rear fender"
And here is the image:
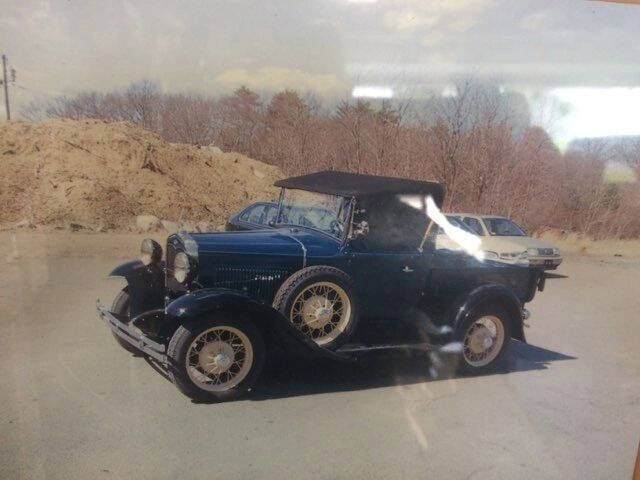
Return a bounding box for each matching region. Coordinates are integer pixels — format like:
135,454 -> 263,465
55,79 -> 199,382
109,260 -> 165,316
450,283 -> 526,342
165,288 -> 348,361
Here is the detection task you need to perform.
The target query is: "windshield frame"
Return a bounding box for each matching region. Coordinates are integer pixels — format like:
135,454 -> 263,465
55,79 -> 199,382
274,188 -> 352,242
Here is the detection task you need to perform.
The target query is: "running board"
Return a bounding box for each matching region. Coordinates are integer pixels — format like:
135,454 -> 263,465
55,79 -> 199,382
336,342 -> 436,355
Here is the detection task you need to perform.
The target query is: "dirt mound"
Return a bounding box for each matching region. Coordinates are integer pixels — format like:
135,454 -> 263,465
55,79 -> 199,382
0,119 -> 283,231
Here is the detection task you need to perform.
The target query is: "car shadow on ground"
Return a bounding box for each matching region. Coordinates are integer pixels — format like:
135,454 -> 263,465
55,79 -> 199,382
248,342 -> 576,402
545,272 -> 569,279
143,341 -> 575,403
250,341 -> 575,402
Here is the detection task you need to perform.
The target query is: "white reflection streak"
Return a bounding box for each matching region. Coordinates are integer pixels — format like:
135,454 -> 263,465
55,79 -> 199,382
396,383 -> 430,451
405,409 -> 429,450
426,196 -> 484,261
352,86 -> 393,99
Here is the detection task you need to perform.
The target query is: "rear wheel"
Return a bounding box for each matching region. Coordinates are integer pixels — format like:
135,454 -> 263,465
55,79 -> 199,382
110,288 -> 140,355
456,304 -> 511,375
167,314 -> 265,401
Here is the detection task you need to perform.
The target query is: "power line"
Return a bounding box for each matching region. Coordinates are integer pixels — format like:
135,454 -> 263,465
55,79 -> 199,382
1,54 -> 10,120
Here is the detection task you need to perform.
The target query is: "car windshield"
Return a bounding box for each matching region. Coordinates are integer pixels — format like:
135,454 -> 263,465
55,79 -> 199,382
276,189 -> 349,240
484,218 -> 527,236
445,216 -> 475,234
434,216 -> 475,235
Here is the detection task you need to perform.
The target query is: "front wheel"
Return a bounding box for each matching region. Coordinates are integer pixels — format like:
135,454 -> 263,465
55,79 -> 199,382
167,314 -> 265,401
110,288 -> 141,355
456,305 -> 512,375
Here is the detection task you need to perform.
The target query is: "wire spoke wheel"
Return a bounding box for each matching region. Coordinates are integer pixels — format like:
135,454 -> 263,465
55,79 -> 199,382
290,281 -> 352,346
185,325 -> 254,392
462,315 -> 505,367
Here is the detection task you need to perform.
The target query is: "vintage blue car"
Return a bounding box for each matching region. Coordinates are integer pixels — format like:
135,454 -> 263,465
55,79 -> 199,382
98,171 -> 545,401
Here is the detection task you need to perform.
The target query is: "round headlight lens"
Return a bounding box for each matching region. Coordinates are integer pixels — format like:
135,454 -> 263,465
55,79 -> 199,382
174,252 -> 190,283
484,251 -> 499,260
140,238 -> 162,266
527,247 -> 538,256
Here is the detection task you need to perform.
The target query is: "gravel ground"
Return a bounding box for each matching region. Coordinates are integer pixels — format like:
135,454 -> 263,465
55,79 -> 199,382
1,234 -> 639,480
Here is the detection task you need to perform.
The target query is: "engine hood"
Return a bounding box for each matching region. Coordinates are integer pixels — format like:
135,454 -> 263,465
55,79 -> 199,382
188,227 -> 342,261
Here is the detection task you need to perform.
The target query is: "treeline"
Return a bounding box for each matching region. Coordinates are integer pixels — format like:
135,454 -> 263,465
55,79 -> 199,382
23,80 -> 640,238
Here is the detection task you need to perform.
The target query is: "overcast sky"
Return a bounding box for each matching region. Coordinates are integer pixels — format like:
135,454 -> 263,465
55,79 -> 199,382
2,0 -> 640,143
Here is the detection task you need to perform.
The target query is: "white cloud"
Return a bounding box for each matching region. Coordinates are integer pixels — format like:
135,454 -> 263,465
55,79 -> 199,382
519,11 -> 553,31
421,30 -> 445,47
382,0 -> 495,32
551,87 -> 640,142
352,86 -> 393,98
215,67 -> 346,94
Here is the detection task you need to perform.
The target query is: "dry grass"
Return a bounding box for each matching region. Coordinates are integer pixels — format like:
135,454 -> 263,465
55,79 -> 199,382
540,230 -> 640,259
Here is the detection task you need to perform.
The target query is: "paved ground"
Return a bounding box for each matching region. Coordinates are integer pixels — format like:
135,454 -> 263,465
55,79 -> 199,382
1,243 -> 639,479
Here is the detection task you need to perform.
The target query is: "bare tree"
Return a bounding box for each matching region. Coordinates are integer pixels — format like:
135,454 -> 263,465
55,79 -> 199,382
18,78 -> 640,239
215,86 -> 263,154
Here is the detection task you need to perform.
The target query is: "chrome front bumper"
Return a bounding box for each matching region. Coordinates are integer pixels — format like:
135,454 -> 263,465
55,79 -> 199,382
96,301 -> 167,364
529,256 -> 563,269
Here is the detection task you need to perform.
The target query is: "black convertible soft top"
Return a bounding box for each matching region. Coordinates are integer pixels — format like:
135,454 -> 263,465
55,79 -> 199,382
275,170 -> 444,206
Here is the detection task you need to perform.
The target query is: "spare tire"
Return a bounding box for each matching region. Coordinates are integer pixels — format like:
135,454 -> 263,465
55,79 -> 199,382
273,266 -> 358,349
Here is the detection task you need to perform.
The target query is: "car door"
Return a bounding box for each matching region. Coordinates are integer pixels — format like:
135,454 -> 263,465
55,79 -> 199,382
345,194 -> 432,317
348,248 -> 429,317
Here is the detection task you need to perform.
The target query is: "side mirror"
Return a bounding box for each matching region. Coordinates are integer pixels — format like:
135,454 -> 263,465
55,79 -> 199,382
351,220 -> 369,238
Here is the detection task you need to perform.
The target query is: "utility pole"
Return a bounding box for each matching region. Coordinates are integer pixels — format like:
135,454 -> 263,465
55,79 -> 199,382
2,54 -> 10,120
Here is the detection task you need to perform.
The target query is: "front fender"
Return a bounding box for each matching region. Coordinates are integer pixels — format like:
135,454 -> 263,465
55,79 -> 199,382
108,259 -> 165,317
109,259 -> 145,280
166,289 -> 348,361
450,283 -> 526,342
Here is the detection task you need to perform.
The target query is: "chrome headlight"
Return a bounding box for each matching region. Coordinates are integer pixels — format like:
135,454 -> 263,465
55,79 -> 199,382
526,247 -> 539,256
173,252 -> 191,283
484,251 -> 499,260
140,238 -> 162,266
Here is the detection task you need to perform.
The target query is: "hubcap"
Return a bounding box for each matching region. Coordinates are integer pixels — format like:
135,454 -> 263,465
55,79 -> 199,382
301,295 -> 334,329
291,282 -> 351,346
462,315 -> 505,367
186,326 -> 254,392
199,341 -> 234,375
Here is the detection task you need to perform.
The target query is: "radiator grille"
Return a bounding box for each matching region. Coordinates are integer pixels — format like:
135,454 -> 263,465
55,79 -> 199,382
200,264 -> 295,304
165,234 -> 299,304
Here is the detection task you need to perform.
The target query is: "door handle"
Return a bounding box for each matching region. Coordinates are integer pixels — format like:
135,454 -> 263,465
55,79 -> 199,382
402,266 -> 414,273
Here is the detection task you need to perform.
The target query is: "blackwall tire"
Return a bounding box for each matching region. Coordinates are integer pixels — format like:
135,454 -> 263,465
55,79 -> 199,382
167,314 -> 265,402
273,266 -> 358,350
110,288 -> 141,355
456,304 -> 512,375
